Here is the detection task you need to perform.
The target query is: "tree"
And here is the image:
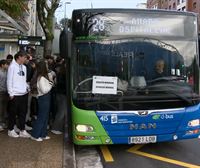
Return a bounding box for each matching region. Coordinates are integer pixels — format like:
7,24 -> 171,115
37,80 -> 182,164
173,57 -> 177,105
37,0 -> 60,57
60,18 -> 72,30
0,0 -> 27,18
60,18 -> 68,27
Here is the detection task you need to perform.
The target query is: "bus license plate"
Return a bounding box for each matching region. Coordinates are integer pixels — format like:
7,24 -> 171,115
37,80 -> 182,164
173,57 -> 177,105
129,136 -> 157,144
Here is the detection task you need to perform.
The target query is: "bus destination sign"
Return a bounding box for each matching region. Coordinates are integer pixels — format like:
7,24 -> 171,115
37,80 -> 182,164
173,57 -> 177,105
90,14 -> 185,37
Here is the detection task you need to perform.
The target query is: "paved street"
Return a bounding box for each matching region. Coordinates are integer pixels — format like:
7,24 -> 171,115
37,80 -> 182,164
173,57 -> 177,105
75,146 -> 103,168
0,130 -> 63,168
1,128 -> 200,168
98,138 -> 200,168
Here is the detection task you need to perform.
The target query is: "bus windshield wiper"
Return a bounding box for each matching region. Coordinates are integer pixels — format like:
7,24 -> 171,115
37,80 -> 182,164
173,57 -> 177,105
146,86 -> 193,106
83,96 -> 119,110
146,77 -> 193,105
148,76 -> 185,84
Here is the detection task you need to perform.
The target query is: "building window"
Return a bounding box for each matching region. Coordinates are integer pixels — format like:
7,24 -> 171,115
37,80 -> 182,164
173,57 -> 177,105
177,0 -> 180,5
182,0 -> 186,2
169,5 -> 171,9
193,2 -> 197,9
173,2 -> 176,9
153,5 -> 158,9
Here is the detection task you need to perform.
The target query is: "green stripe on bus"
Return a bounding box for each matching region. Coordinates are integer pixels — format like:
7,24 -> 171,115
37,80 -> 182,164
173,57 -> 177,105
72,104 -> 113,145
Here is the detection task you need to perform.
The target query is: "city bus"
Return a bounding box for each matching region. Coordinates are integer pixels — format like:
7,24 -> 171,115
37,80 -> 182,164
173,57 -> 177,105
61,9 -> 200,145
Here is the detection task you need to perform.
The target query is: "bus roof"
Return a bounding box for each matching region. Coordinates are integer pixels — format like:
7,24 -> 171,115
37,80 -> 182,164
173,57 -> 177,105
72,8 -> 197,17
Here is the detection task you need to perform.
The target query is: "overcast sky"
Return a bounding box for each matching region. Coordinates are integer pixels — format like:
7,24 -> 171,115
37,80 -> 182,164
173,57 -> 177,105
55,0 -> 147,22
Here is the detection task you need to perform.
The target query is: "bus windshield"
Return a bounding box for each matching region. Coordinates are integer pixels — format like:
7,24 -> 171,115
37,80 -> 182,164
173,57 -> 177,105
71,10 -> 200,111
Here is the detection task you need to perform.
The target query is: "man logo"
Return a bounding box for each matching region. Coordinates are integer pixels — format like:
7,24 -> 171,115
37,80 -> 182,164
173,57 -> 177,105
138,111 -> 148,116
129,123 -> 157,130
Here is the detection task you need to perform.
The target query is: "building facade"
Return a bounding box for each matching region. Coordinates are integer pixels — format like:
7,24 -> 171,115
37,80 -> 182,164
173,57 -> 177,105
0,0 -> 38,59
160,0 -> 169,10
0,9 -> 27,58
147,0 -> 161,9
147,0 -> 199,12
187,0 -> 200,13
147,0 -> 200,31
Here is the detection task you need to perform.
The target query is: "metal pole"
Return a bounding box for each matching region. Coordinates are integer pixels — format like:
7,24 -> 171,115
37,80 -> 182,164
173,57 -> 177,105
64,2 -> 71,19
64,3 -> 66,19
64,2 -> 71,27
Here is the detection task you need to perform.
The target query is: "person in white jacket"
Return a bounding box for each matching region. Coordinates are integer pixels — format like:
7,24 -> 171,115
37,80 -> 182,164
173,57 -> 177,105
31,60 -> 53,141
7,51 -> 31,138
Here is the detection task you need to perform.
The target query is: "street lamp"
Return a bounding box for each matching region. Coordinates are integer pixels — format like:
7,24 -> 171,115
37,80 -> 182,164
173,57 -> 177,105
64,2 -> 71,19
64,1 -> 71,28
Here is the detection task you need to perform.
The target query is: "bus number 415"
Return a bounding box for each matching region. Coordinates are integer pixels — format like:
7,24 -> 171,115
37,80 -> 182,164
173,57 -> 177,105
100,115 -> 109,122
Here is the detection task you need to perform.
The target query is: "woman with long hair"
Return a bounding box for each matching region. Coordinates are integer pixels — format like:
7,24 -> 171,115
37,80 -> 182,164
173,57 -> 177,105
31,60 -> 53,141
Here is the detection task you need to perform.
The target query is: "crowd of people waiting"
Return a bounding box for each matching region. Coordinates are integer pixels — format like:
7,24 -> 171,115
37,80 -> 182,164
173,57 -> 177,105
0,49 -> 66,142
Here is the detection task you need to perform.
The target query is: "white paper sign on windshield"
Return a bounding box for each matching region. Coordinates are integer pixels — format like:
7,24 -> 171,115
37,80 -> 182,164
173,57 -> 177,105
92,76 -> 118,95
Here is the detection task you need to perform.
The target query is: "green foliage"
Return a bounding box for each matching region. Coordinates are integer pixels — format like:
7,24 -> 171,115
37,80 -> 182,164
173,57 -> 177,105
0,0 -> 27,18
60,18 -> 72,29
60,18 -> 68,27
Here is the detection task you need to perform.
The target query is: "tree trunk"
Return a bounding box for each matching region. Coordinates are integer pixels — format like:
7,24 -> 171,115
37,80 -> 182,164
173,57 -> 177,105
44,39 -> 53,57
36,0 -> 59,57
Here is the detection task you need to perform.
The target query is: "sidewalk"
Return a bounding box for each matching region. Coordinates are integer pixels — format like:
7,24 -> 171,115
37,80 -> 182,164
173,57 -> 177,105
0,130 -> 63,168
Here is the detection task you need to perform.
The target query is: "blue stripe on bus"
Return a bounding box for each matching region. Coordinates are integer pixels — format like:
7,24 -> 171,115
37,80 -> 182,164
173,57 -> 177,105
96,104 -> 200,144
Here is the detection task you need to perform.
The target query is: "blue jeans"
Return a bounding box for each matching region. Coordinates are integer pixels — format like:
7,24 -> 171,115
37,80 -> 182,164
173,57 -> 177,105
31,92 -> 51,138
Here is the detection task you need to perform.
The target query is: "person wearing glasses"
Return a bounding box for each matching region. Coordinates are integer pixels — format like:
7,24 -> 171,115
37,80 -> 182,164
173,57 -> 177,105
7,51 -> 31,138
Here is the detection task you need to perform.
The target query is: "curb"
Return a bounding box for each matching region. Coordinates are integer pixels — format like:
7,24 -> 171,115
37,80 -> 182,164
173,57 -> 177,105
63,102 -> 76,168
63,132 -> 76,168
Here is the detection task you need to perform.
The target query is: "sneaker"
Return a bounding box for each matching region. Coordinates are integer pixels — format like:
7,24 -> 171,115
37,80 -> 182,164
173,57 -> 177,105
14,125 -> 20,133
0,125 -> 4,131
8,129 -> 19,138
25,124 -> 32,131
42,136 -> 51,140
51,130 -> 62,135
19,130 -> 31,138
31,136 -> 43,142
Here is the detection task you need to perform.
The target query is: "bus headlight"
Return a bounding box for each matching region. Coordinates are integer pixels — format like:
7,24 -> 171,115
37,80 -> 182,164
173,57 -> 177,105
188,119 -> 200,127
76,124 -> 94,132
